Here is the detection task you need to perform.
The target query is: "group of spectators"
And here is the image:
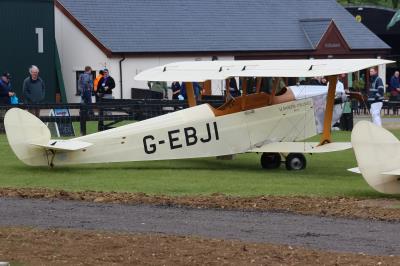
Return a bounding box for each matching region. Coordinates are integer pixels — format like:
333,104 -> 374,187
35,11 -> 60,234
310,68 -> 398,127
79,66 -> 115,104
311,68 -> 386,128
0,65 -> 45,116
0,65 -> 45,105
165,77 -> 287,100
1,64 -> 117,118
148,81 -> 202,100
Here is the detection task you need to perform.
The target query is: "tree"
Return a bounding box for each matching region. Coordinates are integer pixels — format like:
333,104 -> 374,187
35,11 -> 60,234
338,0 -> 399,8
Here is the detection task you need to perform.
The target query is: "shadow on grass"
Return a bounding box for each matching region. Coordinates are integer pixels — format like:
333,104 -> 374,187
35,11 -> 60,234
10,155 -> 352,175
12,157 -> 262,172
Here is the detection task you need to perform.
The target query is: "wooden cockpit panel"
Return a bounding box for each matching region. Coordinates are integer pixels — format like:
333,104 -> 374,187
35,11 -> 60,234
211,89 -> 295,117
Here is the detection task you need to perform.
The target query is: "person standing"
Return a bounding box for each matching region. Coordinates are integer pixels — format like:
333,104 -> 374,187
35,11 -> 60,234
79,66 -> 94,104
228,77 -> 240,97
93,70 -> 104,103
310,77 -> 322,85
78,66 -> 93,134
320,77 -> 328,86
171,81 -> 181,100
0,72 -> 15,105
22,65 -> 45,116
368,67 -> 385,126
389,70 -> 400,100
148,81 -> 168,99
0,72 -> 15,132
96,69 -> 115,101
193,82 -> 201,100
96,69 -> 115,131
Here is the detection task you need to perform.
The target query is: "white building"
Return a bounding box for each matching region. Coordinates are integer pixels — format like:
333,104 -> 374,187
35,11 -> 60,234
55,0 -> 390,103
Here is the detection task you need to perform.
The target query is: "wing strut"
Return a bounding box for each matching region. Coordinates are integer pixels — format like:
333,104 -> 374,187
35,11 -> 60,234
186,82 -> 197,107
203,80 -> 212,96
225,79 -> 231,102
241,77 -> 248,110
270,77 -> 280,105
256,77 -> 262,93
319,75 -> 338,145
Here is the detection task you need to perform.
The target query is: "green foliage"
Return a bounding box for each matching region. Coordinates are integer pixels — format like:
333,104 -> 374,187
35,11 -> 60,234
353,79 -> 366,91
338,0 -> 399,8
0,130 -> 399,198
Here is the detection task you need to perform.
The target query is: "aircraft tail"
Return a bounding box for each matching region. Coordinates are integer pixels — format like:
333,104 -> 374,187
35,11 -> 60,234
351,121 -> 400,194
4,108 -> 50,166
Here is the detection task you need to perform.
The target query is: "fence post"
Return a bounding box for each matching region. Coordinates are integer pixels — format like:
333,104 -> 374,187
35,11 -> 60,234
79,104 -> 87,136
98,104 -> 104,131
0,106 -> 5,133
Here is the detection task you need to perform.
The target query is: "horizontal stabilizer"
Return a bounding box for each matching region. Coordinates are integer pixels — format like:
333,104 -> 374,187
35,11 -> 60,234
348,167 -> 361,174
381,168 -> 400,176
30,140 -> 93,151
348,166 -> 400,176
250,142 -> 351,154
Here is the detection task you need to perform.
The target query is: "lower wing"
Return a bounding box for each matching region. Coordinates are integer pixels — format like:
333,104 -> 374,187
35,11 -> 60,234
249,142 -> 352,153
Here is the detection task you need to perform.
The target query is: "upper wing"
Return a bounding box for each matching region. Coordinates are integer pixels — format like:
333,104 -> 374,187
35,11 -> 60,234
249,142 -> 352,154
135,59 -> 394,82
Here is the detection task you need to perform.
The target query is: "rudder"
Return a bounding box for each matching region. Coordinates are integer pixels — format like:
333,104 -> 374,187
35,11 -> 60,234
351,121 -> 400,194
4,108 -> 50,166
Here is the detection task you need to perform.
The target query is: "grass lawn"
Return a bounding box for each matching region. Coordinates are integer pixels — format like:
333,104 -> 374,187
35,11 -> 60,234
0,124 -> 399,198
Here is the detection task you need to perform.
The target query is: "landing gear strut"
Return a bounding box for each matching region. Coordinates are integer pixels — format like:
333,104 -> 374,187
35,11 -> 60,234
260,152 -> 281,169
260,152 -> 307,170
285,153 -> 306,170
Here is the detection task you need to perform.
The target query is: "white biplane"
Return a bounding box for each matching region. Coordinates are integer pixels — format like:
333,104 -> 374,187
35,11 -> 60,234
4,59 -> 392,172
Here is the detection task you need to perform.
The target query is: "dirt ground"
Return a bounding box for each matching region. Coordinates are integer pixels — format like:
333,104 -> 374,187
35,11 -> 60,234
1,187 -> 400,221
1,188 -> 400,265
0,227 -> 398,266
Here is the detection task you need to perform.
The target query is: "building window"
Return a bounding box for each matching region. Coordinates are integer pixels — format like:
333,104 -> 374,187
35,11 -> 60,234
75,70 -> 96,96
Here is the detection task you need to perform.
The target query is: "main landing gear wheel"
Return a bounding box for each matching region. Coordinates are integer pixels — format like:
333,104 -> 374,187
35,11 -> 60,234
260,152 -> 281,169
285,153 -> 306,170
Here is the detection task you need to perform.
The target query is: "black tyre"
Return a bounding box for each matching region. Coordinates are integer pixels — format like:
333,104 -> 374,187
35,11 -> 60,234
285,153 -> 306,170
260,152 -> 281,169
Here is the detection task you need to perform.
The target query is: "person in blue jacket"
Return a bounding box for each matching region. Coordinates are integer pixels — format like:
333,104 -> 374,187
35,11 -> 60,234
0,72 -> 15,132
389,70 -> 400,100
367,67 -> 385,126
0,72 -> 15,105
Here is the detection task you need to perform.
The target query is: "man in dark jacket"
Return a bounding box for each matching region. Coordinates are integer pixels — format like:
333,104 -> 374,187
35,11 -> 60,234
96,69 -> 115,100
79,66 -> 93,104
22,65 -> 45,117
0,72 -> 15,132
389,70 -> 400,100
368,67 -> 385,126
0,72 -> 14,105
171,81 -> 181,99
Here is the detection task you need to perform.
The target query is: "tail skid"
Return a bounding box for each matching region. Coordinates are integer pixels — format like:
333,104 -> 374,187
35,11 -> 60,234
351,121 -> 400,194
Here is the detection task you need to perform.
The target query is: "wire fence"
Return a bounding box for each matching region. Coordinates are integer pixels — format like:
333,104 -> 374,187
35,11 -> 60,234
352,100 -> 400,116
0,98 -> 225,136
